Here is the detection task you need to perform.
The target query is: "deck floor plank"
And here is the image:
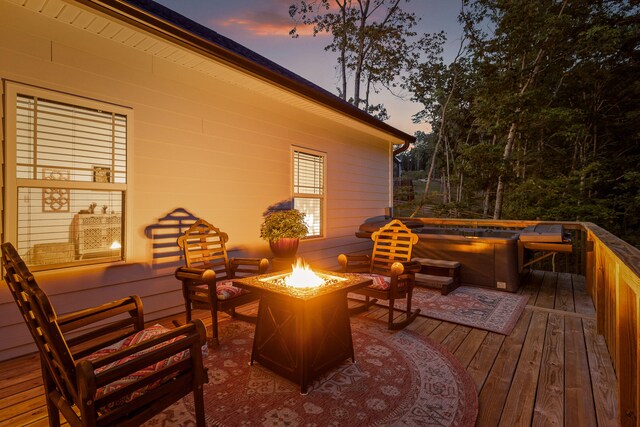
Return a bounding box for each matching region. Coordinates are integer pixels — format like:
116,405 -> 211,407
532,313 -> 565,427
498,311 -> 548,426
572,275 -> 596,316
475,309 -> 533,427
555,272 -> 575,312
536,271 -> 558,309
0,270 -> 619,426
521,270 -> 544,306
441,325 -> 473,354
564,316 -> 597,427
466,332 -> 505,392
428,321 -> 458,344
582,318 -> 619,426
454,329 -> 489,368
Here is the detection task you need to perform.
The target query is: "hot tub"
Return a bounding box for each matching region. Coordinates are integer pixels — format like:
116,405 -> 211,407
411,227 -> 521,292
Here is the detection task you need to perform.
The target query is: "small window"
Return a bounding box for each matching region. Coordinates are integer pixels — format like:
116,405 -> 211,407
5,83 -> 130,270
293,148 -> 325,238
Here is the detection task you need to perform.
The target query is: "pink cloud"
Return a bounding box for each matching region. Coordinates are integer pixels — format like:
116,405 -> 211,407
213,2 -> 325,38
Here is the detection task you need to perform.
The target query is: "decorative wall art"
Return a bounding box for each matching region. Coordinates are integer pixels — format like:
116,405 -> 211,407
42,168 -> 70,212
93,166 -> 111,183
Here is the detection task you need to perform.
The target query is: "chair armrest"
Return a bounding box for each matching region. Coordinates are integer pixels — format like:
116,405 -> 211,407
389,261 -> 421,277
175,266 -> 217,285
337,254 -> 371,273
76,320 -> 208,409
401,260 -> 422,274
229,257 -> 269,276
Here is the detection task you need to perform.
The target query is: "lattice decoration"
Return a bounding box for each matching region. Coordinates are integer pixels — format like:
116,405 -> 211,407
42,168 -> 70,212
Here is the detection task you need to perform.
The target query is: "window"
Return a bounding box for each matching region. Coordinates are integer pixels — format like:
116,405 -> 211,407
293,148 -> 325,238
5,83 -> 130,270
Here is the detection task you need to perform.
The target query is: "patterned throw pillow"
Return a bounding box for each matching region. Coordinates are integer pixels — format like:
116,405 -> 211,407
354,273 -> 391,290
84,324 -> 192,409
216,279 -> 246,300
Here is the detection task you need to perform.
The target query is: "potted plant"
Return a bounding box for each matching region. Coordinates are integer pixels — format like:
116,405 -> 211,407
260,209 -> 308,258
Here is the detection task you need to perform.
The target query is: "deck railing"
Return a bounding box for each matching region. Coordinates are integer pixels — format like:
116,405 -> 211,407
400,217 -> 640,426
583,223 -> 640,427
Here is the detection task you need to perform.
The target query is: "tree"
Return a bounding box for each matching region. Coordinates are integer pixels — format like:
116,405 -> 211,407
457,0 -> 640,240
289,0 -> 421,114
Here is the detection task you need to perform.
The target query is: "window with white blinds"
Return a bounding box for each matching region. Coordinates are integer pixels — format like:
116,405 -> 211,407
6,84 -> 129,270
293,148 -> 325,237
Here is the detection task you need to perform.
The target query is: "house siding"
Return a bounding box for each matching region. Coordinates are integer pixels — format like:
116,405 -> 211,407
0,0 -> 401,361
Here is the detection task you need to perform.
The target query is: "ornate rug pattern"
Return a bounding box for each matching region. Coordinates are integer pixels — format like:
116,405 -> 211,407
147,317 -> 478,427
352,285 -> 528,335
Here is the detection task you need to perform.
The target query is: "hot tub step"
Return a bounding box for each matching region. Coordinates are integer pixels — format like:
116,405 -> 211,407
412,258 -> 461,269
413,258 -> 461,295
415,273 -> 460,295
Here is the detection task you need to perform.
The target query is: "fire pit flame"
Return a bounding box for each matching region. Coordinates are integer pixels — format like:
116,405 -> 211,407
284,258 -> 325,288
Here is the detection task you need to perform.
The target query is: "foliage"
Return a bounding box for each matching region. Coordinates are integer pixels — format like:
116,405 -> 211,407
399,0 -> 640,244
289,0 -> 424,115
260,210 -> 309,241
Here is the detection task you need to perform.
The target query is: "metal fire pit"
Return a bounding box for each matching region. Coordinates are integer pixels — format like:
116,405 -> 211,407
233,270 -> 371,393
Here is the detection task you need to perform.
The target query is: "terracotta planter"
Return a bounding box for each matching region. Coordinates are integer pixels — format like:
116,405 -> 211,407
269,238 -> 299,259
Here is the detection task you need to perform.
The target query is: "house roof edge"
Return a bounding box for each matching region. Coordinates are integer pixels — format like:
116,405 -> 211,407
70,0 -> 416,144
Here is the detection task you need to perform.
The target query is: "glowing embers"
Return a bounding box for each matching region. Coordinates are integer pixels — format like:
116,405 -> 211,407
259,258 -> 345,295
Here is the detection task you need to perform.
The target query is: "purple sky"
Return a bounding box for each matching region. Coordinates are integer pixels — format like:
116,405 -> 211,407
153,0 -> 463,135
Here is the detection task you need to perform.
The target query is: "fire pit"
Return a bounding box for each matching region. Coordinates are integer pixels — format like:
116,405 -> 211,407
232,260 -> 372,393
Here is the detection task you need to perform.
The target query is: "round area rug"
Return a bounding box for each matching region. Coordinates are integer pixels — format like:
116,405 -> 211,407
147,317 -> 478,427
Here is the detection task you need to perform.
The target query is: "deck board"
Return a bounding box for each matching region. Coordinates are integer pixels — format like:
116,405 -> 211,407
565,316 -> 598,426
499,310 -> 548,426
0,270 -> 619,426
476,310 -> 532,427
532,313 -> 565,426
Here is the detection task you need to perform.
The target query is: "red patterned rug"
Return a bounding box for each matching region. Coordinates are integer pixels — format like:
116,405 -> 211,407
147,316 -> 478,426
351,285 -> 528,335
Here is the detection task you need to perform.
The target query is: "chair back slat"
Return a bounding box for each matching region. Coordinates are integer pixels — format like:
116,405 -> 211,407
369,220 -> 418,275
1,243 -> 78,403
177,219 -> 231,278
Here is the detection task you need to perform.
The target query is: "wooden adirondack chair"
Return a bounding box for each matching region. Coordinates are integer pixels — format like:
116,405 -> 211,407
175,219 -> 269,346
338,219 -> 422,330
1,242 -> 208,427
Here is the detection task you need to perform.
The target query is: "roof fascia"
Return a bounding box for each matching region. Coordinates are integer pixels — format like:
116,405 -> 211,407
69,0 -> 416,144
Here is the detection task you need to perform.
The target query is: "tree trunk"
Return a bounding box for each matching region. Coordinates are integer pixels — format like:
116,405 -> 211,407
483,187 -> 491,217
492,0 -> 568,219
337,0 -> 348,100
410,34 -> 465,217
493,121 -> 517,219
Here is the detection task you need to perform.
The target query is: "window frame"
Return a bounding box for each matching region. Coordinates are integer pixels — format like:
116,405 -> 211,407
4,81 -> 133,270
291,146 -> 326,239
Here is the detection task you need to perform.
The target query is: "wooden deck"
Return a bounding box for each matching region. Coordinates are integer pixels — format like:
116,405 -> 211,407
0,270 -> 619,426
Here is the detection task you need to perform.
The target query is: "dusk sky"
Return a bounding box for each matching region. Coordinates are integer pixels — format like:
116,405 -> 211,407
153,0 -> 463,135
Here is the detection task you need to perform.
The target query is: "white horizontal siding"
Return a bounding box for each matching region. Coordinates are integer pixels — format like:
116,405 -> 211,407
0,0 -> 400,360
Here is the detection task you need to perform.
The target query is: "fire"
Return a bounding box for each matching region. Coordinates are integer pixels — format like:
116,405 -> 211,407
284,258 -> 325,288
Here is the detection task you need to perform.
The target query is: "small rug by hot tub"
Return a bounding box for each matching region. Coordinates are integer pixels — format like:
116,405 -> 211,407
351,285 -> 528,335
147,316 -> 478,427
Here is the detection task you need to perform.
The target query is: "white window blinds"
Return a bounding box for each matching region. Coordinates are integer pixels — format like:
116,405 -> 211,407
293,149 -> 324,237
16,95 -> 127,183
10,89 -> 128,269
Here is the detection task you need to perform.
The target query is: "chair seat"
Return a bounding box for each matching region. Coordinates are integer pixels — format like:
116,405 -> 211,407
191,279 -> 248,300
351,273 -> 391,291
86,324 -> 190,408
